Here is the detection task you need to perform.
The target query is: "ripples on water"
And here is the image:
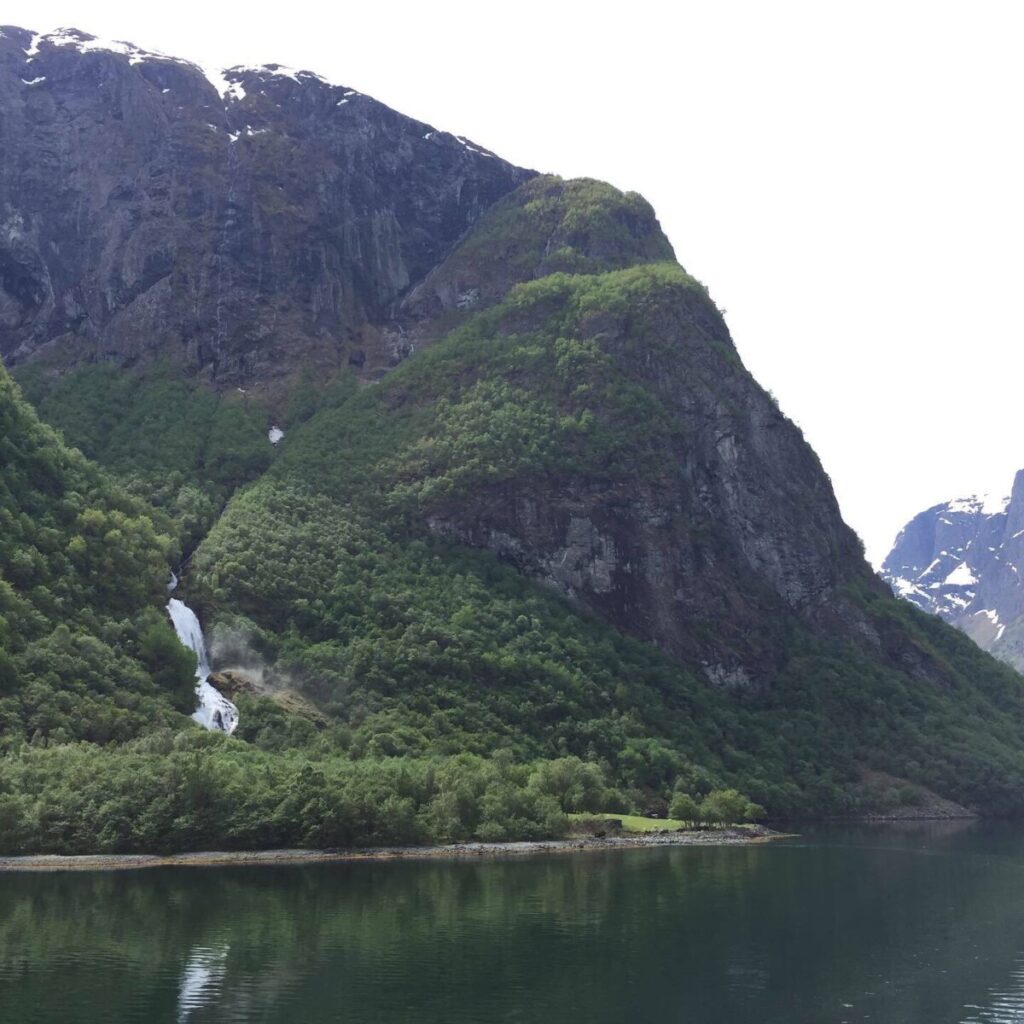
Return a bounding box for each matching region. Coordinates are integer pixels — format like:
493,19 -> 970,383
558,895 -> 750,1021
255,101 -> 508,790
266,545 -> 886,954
177,945 -> 228,1022
5,825 -> 1024,1023
963,958 -> 1024,1023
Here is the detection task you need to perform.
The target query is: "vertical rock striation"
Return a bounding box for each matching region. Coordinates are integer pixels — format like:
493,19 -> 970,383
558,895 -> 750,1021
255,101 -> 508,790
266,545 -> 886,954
0,26 -> 532,386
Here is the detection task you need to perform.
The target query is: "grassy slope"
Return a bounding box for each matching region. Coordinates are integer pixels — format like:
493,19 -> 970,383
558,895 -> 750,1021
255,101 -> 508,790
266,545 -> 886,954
571,813 -> 690,832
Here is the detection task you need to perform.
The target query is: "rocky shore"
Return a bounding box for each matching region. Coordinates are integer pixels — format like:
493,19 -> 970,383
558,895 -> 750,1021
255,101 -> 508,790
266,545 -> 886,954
0,826 -> 787,872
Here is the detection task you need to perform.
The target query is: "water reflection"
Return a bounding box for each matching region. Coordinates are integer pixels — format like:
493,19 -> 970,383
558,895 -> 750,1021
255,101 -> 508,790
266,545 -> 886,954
4,826 -> 1024,1023
963,957 -> 1024,1023
178,945 -> 228,1023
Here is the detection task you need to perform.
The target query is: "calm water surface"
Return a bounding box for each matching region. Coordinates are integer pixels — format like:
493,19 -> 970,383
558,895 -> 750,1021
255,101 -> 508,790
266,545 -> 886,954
4,823 -> 1024,1023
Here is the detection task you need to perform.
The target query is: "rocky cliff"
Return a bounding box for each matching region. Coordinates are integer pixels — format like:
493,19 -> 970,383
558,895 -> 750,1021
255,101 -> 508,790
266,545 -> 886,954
0,26 -> 531,387
193,176 -> 878,685
405,243 -> 873,681
882,471 -> 1024,668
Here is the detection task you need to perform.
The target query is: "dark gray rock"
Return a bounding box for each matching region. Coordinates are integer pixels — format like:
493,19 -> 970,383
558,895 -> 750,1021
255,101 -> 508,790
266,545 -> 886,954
417,249 -> 879,681
0,26 -> 926,688
0,26 -> 532,387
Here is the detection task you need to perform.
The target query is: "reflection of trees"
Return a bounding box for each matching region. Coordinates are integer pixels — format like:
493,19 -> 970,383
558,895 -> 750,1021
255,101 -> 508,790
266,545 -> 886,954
5,828 -> 1024,1022
0,851 -> 769,1021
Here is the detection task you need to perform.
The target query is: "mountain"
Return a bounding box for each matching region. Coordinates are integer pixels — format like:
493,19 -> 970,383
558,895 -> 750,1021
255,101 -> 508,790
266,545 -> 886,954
4,26 -> 1024,852
0,26 -> 530,387
882,471 -> 1024,669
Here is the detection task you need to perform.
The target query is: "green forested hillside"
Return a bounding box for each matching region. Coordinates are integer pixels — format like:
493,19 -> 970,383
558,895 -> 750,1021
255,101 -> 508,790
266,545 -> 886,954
14,363 -> 287,552
188,254 -> 1024,819
0,367 -> 195,743
7,176 -> 1024,858
0,365 -> 609,852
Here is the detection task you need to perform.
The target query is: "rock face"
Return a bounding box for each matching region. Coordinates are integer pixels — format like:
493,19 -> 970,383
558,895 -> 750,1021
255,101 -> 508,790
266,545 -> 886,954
882,471 -> 1024,668
414,254 -> 874,682
0,26 -> 531,387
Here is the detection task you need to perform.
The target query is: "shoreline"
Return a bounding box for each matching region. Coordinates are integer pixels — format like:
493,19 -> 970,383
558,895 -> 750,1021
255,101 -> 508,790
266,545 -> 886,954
0,827 -> 790,873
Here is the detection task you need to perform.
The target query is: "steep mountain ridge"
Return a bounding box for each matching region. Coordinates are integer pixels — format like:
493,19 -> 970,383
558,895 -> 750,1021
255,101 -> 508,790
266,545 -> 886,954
0,26 -> 531,388
882,471 -> 1024,668
190,183 -> 1024,815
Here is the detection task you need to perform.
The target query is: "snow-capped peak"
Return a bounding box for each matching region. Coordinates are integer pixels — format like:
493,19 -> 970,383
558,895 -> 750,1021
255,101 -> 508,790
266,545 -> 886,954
24,27 -> 168,66
883,470 -> 1024,669
19,30 -> 369,112
946,493 -> 1010,516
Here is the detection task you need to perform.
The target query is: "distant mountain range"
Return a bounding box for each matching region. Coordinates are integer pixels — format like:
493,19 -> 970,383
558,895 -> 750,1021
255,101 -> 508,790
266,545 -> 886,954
882,471 -> 1024,669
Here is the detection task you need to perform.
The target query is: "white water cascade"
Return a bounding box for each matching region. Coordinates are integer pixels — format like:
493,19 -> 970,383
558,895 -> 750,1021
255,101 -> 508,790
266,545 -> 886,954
167,595 -> 239,734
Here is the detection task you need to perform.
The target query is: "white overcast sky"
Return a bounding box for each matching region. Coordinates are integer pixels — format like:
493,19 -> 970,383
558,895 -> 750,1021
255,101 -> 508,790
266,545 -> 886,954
6,0 -> 1023,565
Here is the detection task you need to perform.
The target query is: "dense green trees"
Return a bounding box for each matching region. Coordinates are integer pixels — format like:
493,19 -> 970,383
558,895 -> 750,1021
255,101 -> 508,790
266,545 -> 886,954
0,739 -> 580,854
180,263 -> 1024,824
0,367 -> 194,745
697,790 -> 765,826
0,737 -> 776,855
14,362 -> 277,549
668,793 -> 701,824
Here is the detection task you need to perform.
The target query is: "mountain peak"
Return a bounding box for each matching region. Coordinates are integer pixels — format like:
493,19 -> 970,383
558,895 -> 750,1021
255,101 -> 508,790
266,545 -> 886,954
945,492 -> 1010,516
0,25 -> 532,387
882,473 -> 1024,664
13,25 -> 174,63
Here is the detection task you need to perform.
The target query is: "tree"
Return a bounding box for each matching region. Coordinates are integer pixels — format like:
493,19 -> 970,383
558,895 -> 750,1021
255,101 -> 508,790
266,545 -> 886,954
136,611 -> 198,710
699,789 -> 762,826
528,756 -> 606,812
669,792 -> 700,825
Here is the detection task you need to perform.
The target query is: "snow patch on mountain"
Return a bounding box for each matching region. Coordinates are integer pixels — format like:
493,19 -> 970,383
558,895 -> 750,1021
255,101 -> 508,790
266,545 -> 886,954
24,27 -> 170,65
947,493 -> 1011,516
19,29 -> 359,110
944,562 -> 978,586
882,471 -> 1024,669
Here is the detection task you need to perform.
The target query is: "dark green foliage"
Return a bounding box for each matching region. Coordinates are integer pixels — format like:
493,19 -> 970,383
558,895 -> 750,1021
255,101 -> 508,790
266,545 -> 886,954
271,263 -> 710,515
0,366 -> 192,744
137,610 -> 199,705
697,789 -> 764,825
15,363 -> 216,481
195,489 -> 724,772
187,258 -> 1024,823
14,363 -> 276,548
0,739 -> 569,854
430,175 -> 676,288
204,400 -> 275,493
668,792 -> 700,824
190,481 -> 1024,819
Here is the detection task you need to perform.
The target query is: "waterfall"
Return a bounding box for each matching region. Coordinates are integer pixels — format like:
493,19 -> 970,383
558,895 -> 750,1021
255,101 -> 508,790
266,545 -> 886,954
167,596 -> 239,735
